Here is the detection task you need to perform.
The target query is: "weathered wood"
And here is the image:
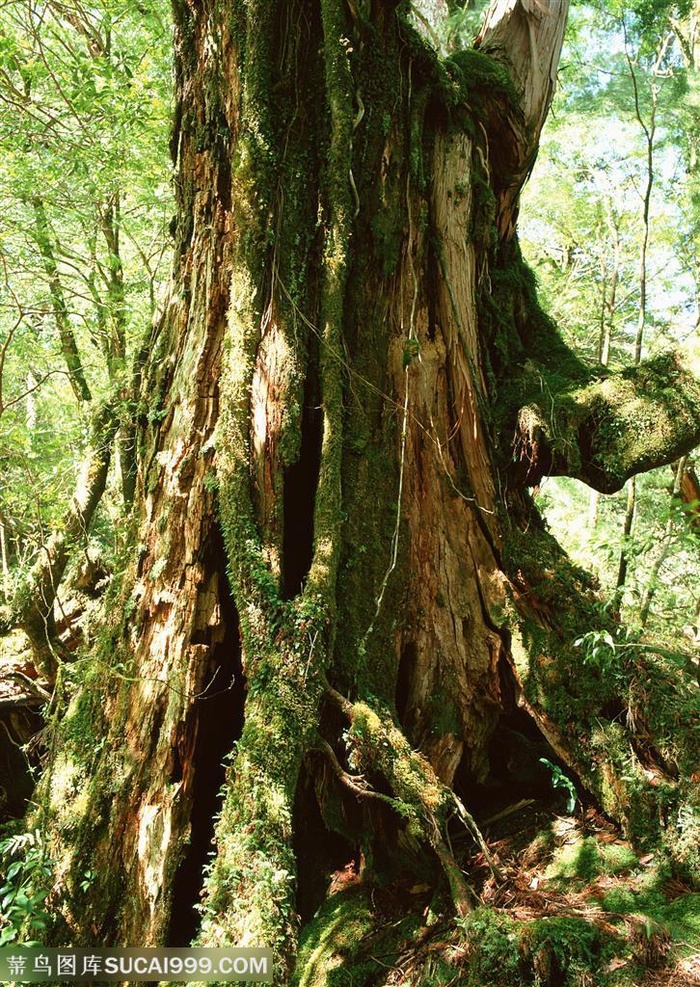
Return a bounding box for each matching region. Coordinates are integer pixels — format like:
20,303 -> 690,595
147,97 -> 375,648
476,0 -> 570,237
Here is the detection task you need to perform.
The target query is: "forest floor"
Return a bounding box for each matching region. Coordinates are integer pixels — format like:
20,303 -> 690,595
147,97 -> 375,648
470,800 -> 700,985
300,796 -> 700,987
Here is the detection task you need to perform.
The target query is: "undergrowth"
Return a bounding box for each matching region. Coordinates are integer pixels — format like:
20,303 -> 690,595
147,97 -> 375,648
293,808 -> 700,987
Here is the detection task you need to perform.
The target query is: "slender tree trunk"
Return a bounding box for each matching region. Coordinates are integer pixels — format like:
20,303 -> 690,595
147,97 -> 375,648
0,517 -> 9,603
31,197 -> 92,404
590,206 -> 619,528
639,456 -> 687,628
15,399 -> 117,679
616,474 -> 636,600
616,38 -> 662,599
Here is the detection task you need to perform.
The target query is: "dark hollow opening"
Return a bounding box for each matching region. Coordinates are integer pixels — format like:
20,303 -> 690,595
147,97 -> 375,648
454,706 -> 577,820
282,365 -> 323,599
0,708 -> 42,823
293,763 -> 360,923
167,524 -> 245,946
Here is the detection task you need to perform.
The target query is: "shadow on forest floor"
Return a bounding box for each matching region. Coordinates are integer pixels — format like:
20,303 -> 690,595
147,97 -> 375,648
295,799 -> 700,987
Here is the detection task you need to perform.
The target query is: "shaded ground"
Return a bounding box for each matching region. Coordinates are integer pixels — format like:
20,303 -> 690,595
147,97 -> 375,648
296,794 -> 700,987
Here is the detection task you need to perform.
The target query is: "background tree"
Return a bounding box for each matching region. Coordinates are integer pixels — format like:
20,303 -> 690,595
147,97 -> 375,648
521,0 -> 700,638
0,0 -> 171,667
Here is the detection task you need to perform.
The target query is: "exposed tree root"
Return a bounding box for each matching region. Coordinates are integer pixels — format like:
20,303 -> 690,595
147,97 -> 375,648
325,684 -> 474,916
295,797 -> 699,987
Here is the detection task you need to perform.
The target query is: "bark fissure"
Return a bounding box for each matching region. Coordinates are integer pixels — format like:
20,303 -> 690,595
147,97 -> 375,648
282,365 -> 323,600
167,527 -> 245,947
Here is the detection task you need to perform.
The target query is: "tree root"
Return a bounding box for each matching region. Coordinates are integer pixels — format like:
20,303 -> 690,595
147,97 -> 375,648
325,685 -> 474,916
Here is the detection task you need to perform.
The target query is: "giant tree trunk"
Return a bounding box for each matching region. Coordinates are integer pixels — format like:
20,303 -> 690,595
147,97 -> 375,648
37,1 -> 700,982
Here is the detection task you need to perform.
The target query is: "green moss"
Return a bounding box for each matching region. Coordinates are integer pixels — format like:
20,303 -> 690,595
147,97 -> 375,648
583,353 -> 700,488
459,908 -> 524,986
295,887 -> 697,987
547,835 -> 638,886
334,420 -> 404,701
370,208 -> 403,277
477,237 -> 592,469
293,890 -> 376,987
519,916 -> 601,985
444,49 -> 521,113
294,888 -> 434,987
659,893 -> 700,944
348,700 -> 452,829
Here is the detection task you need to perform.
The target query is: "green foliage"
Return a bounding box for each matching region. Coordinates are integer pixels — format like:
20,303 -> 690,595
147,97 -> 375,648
665,800 -> 700,885
0,0 -> 172,603
442,2 -> 489,52
0,829 -> 52,946
539,758 -> 578,813
520,916 -> 600,985
458,908 -> 524,986
411,0 -> 490,55
522,0 -> 700,646
573,629 -> 623,677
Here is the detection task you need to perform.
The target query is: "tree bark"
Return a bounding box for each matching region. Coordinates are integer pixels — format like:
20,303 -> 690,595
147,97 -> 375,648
475,0 -> 570,237
29,1 -> 700,982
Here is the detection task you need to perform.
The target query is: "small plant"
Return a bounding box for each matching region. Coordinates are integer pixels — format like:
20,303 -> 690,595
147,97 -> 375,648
79,867 -> 97,893
539,758 -> 578,813
0,829 -> 53,946
574,629 -> 617,669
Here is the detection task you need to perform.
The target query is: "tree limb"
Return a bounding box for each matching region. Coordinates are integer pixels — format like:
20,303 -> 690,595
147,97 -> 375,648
475,0 -> 570,238
511,352 -> 700,494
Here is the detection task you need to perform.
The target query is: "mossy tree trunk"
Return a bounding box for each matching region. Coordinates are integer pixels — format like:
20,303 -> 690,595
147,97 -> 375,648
37,0 -> 700,982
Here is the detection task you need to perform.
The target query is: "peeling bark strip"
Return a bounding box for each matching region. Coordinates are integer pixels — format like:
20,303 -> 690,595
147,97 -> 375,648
33,0 -> 700,982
